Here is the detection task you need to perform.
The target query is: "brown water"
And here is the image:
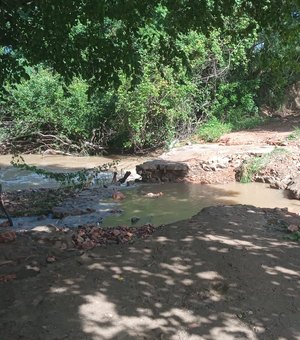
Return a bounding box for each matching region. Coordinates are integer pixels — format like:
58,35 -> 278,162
102,182 -> 300,227
0,154 -> 149,191
1,155 -> 299,228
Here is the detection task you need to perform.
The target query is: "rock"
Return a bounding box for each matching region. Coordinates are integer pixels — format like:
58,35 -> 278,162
31,225 -> 58,233
0,274 -> 17,282
0,220 -> 12,228
0,231 -> 16,243
131,217 -> 140,224
144,192 -> 164,198
287,224 -> 299,233
112,191 -> 125,200
53,241 -> 64,250
136,160 -> 189,183
46,255 -> 57,263
287,175 -> 300,199
109,209 -> 123,214
31,295 -> 44,306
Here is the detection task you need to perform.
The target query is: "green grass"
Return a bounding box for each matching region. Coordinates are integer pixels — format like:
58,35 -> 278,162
197,117 -> 232,142
287,126 -> 300,141
240,148 -> 288,183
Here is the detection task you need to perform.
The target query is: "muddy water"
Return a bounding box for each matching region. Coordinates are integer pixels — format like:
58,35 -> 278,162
0,154 -> 149,191
102,182 -> 300,227
1,155 -> 300,228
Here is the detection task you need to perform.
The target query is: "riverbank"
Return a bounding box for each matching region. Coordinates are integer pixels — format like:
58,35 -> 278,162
1,115 -> 300,339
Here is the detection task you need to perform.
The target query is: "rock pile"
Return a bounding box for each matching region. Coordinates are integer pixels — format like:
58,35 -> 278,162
72,224 -> 159,250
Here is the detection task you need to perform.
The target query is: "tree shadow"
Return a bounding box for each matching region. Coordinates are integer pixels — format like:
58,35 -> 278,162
1,204 -> 300,339
245,116 -> 300,134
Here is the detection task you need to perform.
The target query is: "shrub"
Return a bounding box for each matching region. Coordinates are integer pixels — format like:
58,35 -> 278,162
5,68 -> 65,134
211,80 -> 260,128
106,66 -> 197,151
3,67 -> 95,143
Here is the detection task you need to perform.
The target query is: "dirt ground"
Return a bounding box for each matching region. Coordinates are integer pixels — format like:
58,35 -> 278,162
218,115 -> 300,146
1,116 -> 300,340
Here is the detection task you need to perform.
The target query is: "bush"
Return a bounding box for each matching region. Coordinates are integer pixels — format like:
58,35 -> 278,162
5,68 -> 65,133
211,80 -> 260,128
3,67 -> 95,142
103,66 -> 197,151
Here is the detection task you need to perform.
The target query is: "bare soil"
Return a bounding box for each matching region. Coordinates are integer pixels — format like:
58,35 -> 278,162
1,116 -> 300,340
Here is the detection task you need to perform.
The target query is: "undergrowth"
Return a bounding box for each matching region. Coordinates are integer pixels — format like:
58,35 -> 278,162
287,232 -> 300,242
287,127 -> 300,141
197,117 -> 232,142
240,148 -> 288,183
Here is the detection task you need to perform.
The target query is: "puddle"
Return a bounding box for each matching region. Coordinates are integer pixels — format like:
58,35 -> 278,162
102,182 -> 300,227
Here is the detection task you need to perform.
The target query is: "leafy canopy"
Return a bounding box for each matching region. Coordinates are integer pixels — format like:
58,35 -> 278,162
1,0 -> 298,87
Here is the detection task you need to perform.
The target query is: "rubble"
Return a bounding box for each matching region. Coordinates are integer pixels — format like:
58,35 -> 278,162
72,224 -> 160,250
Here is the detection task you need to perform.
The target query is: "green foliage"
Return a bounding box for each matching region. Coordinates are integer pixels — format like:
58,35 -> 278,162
240,157 -> 266,183
287,127 -> 300,141
211,80 -> 260,126
0,2 -> 299,153
287,231 -> 300,242
197,117 -> 232,142
107,67 -> 197,151
2,0 -> 294,88
5,68 -> 64,132
255,11 -> 300,109
3,68 -> 95,142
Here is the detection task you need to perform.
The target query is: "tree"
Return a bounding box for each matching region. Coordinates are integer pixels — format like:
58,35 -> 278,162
0,0 -> 298,89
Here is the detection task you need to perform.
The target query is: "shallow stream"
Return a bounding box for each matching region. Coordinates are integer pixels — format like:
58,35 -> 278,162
0,155 -> 299,229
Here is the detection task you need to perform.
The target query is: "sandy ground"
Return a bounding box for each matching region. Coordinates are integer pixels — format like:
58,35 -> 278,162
1,205 -> 300,339
1,116 -> 300,340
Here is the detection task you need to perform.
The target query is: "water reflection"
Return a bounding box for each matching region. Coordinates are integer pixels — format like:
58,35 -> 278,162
102,182 -> 300,227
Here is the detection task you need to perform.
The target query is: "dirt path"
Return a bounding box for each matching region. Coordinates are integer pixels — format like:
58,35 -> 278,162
1,205 -> 300,339
1,116 -> 300,339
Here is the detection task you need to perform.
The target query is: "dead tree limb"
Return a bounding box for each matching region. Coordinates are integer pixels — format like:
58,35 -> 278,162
118,171 -> 131,184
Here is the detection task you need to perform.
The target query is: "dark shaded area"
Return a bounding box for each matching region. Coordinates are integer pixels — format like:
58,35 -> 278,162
1,204 -> 300,339
0,188 -> 75,217
247,116 -> 300,134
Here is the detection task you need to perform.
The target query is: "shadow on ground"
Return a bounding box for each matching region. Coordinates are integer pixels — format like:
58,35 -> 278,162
1,204 -> 300,339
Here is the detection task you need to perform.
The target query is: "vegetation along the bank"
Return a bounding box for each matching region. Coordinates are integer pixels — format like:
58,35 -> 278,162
0,1 -> 299,154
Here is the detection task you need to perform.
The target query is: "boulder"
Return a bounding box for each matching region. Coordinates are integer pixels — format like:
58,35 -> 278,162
136,160 -> 189,183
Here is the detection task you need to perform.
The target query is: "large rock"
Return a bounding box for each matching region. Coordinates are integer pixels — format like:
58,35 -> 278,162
136,160 -> 189,182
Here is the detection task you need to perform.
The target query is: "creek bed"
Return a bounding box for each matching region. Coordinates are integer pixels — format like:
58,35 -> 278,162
102,182 -> 300,227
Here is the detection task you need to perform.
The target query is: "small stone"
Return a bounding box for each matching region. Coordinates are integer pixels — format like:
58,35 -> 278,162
131,217 -> 140,224
46,255 -> 57,263
0,231 -> 16,243
31,225 -> 58,233
54,241 -> 63,249
287,224 -> 299,233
